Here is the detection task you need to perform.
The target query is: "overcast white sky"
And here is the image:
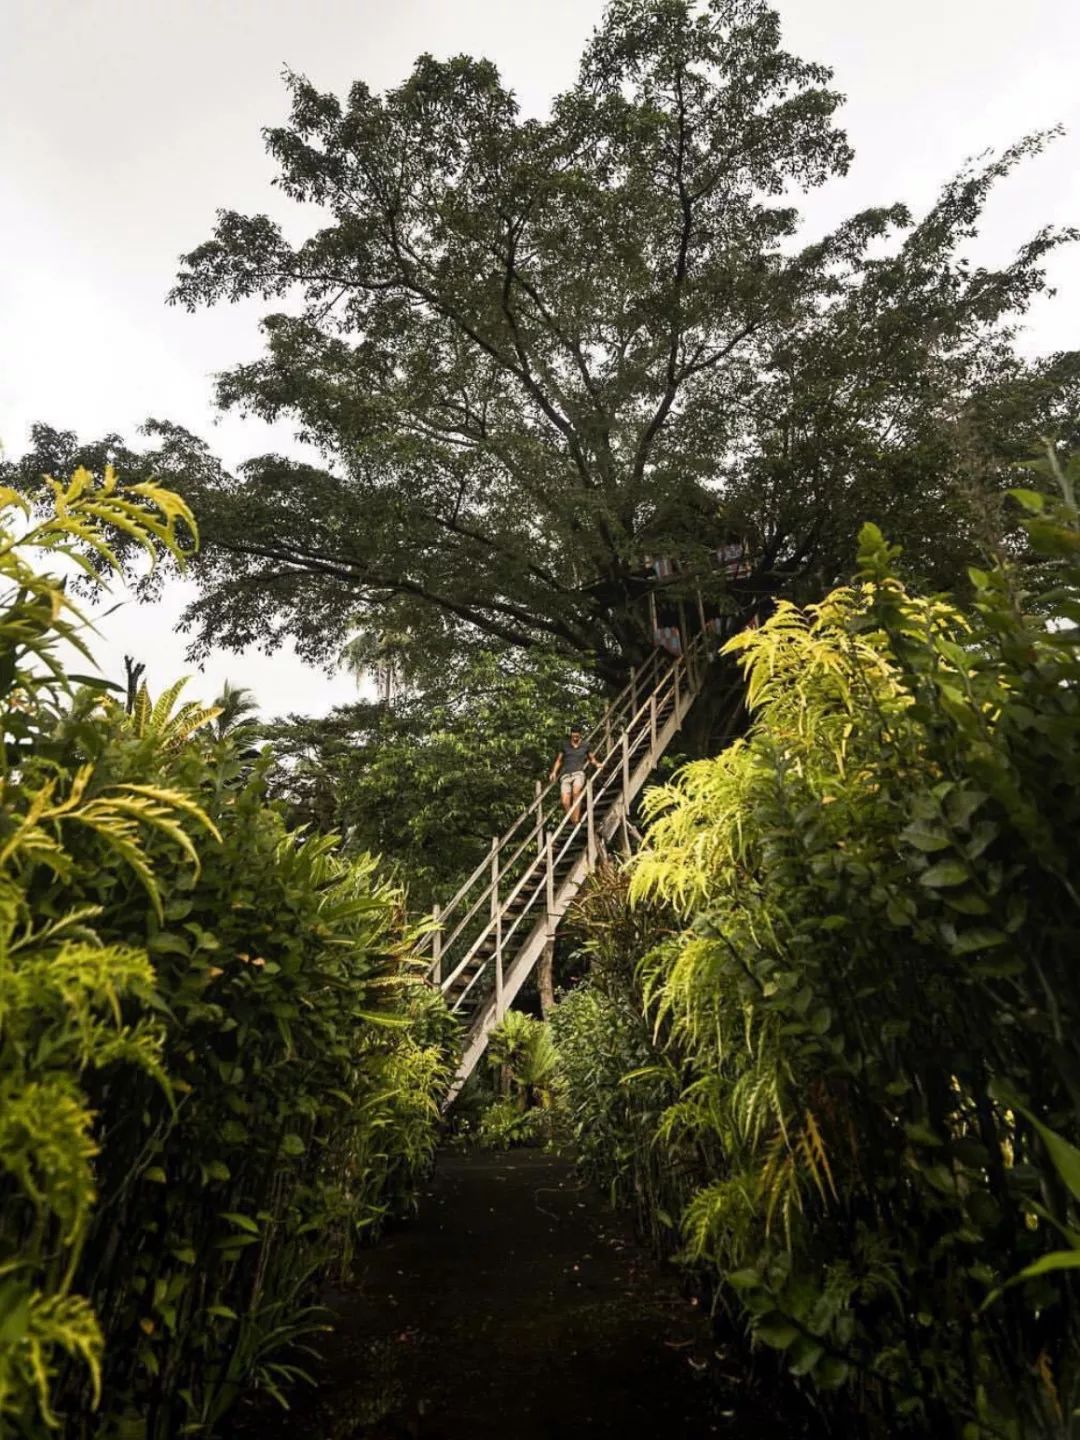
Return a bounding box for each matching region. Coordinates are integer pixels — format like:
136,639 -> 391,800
2,0 -> 1078,718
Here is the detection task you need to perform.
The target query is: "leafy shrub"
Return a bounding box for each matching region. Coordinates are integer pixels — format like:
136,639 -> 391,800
0,469 -> 205,1431
560,451 -> 1080,1436
475,1098 -> 547,1151
0,471 -> 453,1436
468,1012 -> 560,1149
635,455 -> 1080,1433
549,869 -> 689,1248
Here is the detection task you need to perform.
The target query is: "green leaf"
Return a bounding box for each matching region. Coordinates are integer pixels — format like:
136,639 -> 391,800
755,1315 -> 800,1349
989,1085 -> 1080,1205
904,1122 -> 943,1148
815,1357 -> 850,1389
1007,487 -> 1046,513
952,927 -> 1006,956
900,822 -> 950,854
1016,1250 -> 1080,1281
219,1211 -> 260,1235
919,859 -> 969,888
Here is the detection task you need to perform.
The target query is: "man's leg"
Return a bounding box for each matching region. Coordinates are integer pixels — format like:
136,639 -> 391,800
560,777 -> 572,814
571,774 -> 585,823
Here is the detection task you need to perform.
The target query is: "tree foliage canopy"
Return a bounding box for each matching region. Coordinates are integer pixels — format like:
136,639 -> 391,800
145,0 -> 1077,685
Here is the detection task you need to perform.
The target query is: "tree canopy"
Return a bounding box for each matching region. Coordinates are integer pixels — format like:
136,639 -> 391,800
7,0 -> 1078,691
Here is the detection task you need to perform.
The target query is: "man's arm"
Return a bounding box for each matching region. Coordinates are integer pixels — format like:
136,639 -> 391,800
588,751 -> 602,770
549,752 -> 563,782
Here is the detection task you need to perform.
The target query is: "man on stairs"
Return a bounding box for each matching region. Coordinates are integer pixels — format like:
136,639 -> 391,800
549,723 -> 601,824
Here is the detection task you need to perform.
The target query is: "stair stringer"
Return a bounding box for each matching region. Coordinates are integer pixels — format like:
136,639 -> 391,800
443,691 -> 692,1105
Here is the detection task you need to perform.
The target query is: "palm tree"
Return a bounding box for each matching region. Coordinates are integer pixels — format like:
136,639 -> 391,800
212,681 -> 259,742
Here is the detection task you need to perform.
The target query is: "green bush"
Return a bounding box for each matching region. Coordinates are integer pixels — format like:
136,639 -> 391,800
549,870 -> 688,1249
465,1011 -> 560,1151
0,470 -> 453,1437
561,451 -> 1080,1436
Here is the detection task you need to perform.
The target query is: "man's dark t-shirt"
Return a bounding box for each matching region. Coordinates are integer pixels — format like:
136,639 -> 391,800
562,740 -> 590,774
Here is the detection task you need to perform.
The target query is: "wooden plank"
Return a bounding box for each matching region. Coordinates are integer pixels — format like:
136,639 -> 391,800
491,836 -> 503,1020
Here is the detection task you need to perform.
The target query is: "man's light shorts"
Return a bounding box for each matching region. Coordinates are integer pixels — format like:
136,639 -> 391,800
560,771 -> 585,798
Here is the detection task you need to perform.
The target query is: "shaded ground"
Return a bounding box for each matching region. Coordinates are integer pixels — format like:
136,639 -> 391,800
241,1151 -> 799,1439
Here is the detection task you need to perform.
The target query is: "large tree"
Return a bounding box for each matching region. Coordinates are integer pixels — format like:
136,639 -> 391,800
10,1 -> 1078,691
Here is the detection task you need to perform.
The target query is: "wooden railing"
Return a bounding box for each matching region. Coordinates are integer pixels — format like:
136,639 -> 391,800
422,631 -> 710,1100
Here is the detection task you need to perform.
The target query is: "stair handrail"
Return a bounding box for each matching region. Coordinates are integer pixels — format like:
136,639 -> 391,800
414,644 -> 666,960
441,638 -> 705,1010
458,634 -> 705,970
435,631 -> 709,1000
429,646 -> 685,987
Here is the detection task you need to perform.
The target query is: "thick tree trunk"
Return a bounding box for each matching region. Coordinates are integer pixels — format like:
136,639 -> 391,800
679,662 -> 749,760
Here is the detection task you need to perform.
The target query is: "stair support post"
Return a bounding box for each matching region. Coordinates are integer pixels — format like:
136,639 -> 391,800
545,835 -> 555,928
621,729 -> 630,803
432,902 -> 442,985
490,836 -> 504,1020
534,778 -> 544,856
586,778 -> 597,867
650,690 -> 657,751
674,656 -> 681,719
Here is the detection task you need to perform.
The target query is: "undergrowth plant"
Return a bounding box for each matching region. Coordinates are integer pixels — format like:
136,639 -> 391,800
557,449 -> 1080,1437
0,469 -> 206,1433
0,470 -> 453,1437
473,1011 -> 558,1149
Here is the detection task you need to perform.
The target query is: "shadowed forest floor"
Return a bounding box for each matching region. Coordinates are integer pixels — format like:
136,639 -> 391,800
240,1151 -> 803,1439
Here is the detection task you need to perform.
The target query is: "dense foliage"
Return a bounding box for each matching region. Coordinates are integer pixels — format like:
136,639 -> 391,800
10,2 -> 1076,700
556,451 -> 1080,1436
0,472 -> 452,1437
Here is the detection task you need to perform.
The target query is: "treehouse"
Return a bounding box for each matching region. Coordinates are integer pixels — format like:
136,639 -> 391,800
644,538 -> 755,656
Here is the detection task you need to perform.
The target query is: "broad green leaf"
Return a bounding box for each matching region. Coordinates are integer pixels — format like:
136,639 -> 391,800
919,859 -> 969,888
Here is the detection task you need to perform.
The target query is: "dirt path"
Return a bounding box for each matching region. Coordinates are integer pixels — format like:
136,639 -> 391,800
243,1151 -> 796,1439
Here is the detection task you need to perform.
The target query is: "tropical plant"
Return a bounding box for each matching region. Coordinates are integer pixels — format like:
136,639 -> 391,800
550,866 -> 692,1247
557,447 -> 1080,1435
467,1011 -> 560,1150
1,468 -> 454,1436
0,467 -> 207,1434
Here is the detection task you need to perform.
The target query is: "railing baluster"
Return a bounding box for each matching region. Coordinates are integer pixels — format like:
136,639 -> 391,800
546,834 -> 555,921
621,728 -> 630,802
432,902 -> 442,985
586,776 -> 596,867
491,836 -> 503,1019
535,778 -> 544,857
650,690 -> 657,751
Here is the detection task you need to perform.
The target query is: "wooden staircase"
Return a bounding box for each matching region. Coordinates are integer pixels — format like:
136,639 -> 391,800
417,631 -> 709,1104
